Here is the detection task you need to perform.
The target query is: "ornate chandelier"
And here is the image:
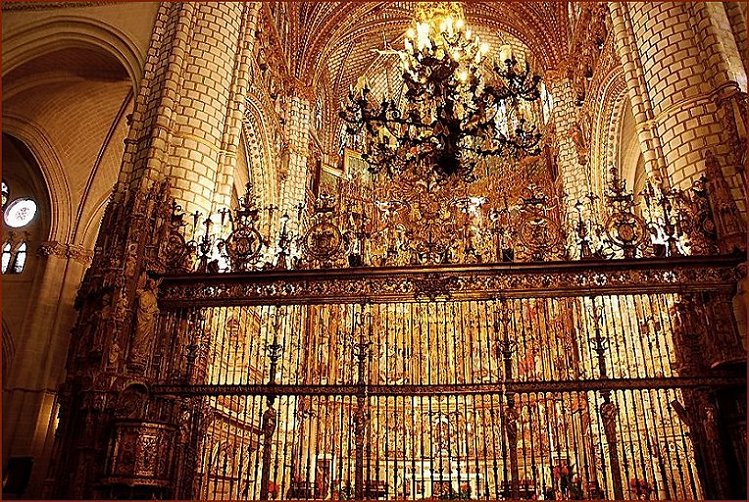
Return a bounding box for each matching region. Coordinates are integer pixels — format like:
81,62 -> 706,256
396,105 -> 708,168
339,2 -> 544,184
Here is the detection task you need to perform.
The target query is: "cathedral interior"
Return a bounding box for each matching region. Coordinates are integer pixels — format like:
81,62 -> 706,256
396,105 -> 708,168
1,2 -> 747,500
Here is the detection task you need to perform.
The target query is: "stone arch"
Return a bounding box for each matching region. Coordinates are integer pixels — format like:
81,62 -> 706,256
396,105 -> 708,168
243,95 -> 279,210
593,68 -> 637,191
1,16 -> 144,93
79,193 -> 111,252
0,118 -> 71,244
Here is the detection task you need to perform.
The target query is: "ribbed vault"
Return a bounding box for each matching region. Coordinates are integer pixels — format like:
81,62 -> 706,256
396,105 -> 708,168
274,2 -> 568,99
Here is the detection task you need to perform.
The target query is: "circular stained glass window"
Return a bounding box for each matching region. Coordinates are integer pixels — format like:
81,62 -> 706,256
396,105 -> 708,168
4,198 -> 37,228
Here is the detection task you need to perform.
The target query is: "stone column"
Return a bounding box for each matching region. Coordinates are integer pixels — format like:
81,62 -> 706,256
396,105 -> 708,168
608,2 -> 670,185
123,2 -> 260,218
279,93 -> 312,216
608,2 -> 746,218
545,72 -> 590,252
47,3 -> 264,498
2,243 -> 91,498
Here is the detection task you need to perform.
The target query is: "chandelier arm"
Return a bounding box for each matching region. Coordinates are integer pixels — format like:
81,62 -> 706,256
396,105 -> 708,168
341,6 -> 544,182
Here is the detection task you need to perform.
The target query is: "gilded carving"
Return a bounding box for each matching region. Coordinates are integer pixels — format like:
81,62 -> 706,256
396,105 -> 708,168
703,150 -> 746,254
104,421 -> 176,490
158,257 -> 740,307
127,274 -> 162,372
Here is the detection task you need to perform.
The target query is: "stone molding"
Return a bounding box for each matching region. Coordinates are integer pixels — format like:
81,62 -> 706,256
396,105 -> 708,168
37,241 -> 93,265
1,2 -> 114,11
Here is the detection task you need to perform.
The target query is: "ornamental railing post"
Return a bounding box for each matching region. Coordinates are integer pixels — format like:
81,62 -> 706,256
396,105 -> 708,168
260,317 -> 284,500
588,296 -> 624,500
353,303 -> 372,500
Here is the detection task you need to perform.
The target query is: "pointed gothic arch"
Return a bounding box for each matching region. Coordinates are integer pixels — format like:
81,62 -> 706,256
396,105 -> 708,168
1,16 -> 145,93
243,95 -> 279,210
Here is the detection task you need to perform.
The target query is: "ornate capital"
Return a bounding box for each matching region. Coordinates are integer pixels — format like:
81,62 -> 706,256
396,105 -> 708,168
37,241 -> 66,258
66,244 -> 94,265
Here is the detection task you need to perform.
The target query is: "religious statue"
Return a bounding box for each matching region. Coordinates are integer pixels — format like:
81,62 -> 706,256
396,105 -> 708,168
432,414 -> 452,456
108,339 -> 121,369
91,291 -> 114,355
128,274 -> 161,371
569,109 -> 591,165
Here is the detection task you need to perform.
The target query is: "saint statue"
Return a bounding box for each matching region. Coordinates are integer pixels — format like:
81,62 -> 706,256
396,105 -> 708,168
569,109 -> 591,165
128,274 -> 161,370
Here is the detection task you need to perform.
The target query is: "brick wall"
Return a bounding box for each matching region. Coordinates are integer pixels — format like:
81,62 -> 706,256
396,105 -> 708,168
624,2 -> 742,194
121,3 -> 259,219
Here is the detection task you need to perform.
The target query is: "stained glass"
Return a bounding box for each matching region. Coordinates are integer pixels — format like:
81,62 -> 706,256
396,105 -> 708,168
4,198 -> 36,228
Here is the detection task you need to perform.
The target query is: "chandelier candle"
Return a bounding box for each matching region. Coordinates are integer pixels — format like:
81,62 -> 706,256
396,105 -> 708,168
339,2 -> 543,184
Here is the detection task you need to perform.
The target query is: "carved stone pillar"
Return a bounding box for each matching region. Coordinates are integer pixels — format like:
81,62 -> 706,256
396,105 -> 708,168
279,90 -> 313,217
608,1 -> 746,221
671,292 -> 746,499
686,389 -> 734,499
47,179 -> 176,498
704,151 -> 747,253
545,72 -> 590,251
671,294 -> 709,376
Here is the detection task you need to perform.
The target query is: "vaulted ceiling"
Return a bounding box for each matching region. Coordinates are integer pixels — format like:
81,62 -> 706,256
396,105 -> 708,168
275,2 -> 569,87
266,2 -> 569,139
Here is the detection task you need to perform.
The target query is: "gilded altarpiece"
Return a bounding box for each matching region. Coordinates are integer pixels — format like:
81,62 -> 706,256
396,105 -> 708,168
47,146 -> 746,500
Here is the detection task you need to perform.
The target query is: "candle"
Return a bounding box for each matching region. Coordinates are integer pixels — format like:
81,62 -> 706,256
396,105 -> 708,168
416,22 -> 430,50
499,44 -> 513,63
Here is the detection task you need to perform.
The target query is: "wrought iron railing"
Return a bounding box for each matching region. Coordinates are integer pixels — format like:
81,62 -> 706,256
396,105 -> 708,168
49,160 -> 746,501
120,254 -> 748,501
158,162 -> 744,275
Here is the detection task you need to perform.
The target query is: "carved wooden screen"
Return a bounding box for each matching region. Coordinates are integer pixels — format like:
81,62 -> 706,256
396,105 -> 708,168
149,256 -> 744,501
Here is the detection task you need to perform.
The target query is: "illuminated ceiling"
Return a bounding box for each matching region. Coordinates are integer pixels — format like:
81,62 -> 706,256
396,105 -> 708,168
267,2 -> 568,144
278,2 -> 568,89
